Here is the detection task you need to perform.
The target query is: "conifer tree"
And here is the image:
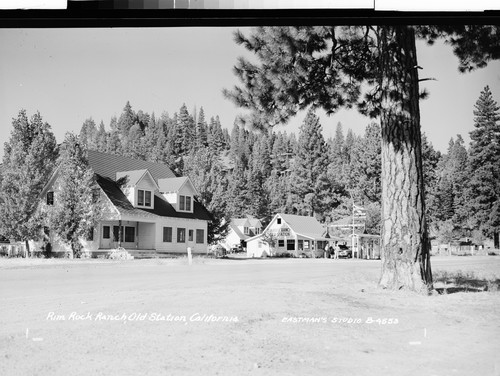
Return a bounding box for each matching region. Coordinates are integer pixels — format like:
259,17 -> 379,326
196,107 -> 208,149
289,108 -> 330,217
327,122 -> 345,180
0,110 -> 58,252
466,86 -> 500,240
45,133 -> 102,258
79,118 -> 98,149
351,123 -> 382,204
96,121 -> 108,152
177,104 -> 196,155
421,133 -> 442,225
117,101 -> 136,137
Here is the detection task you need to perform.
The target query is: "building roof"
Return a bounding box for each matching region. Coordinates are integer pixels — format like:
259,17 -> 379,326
158,176 -> 189,193
229,222 -> 248,240
278,213 -> 326,239
96,175 -> 159,220
96,174 -> 212,221
246,215 -> 262,228
116,169 -> 150,187
88,150 -> 176,182
232,218 -> 251,227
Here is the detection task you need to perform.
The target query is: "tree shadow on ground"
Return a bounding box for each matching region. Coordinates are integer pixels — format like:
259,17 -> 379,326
433,271 -> 500,294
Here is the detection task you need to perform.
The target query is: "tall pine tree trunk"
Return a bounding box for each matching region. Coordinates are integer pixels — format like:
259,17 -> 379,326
378,26 -> 433,292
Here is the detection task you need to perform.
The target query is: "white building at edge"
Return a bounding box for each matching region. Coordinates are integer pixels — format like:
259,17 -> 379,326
246,213 -> 331,258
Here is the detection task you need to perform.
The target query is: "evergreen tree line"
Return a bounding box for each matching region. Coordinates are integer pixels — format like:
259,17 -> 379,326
79,101 -> 384,234
424,86 -> 500,245
1,85 -> 498,248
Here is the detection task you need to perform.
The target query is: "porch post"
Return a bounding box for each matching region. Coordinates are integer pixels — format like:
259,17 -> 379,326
136,221 -> 139,249
118,220 -> 122,248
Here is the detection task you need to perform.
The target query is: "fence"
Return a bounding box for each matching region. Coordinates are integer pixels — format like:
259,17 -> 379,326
432,244 -> 488,256
0,243 -> 29,258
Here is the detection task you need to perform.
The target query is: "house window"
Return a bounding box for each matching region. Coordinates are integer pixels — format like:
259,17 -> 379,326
113,226 -> 123,243
188,229 -> 194,242
138,189 -> 152,207
196,229 -> 204,244
244,227 -> 249,235
278,240 -> 284,247
177,228 -> 186,243
163,227 -> 172,242
287,239 -> 295,251
125,227 -> 135,243
46,191 -> 54,205
103,226 -> 110,239
179,195 -> 192,211
277,218 -> 281,224
145,191 -> 152,207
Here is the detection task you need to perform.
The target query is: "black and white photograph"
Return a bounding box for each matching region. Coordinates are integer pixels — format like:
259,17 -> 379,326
0,3 -> 499,376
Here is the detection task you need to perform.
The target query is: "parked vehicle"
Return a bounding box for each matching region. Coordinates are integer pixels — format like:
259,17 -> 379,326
337,245 -> 352,259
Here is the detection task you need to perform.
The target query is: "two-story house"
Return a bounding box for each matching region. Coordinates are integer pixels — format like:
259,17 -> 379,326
39,150 -> 212,256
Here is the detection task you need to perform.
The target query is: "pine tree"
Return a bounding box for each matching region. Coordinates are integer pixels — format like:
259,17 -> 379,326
351,122 -> 382,203
183,147 -> 230,244
208,116 -> 226,153
177,104 -> 196,155
45,133 -> 102,258
195,107 -> 208,149
117,101 -> 136,137
421,133 -> 442,225
0,110 -> 58,252
107,127 -> 122,155
289,108 -> 330,218
448,135 -> 469,228
327,122 -> 345,179
96,121 -> 108,152
124,123 -> 145,160
467,86 -> 500,239
79,118 -> 98,150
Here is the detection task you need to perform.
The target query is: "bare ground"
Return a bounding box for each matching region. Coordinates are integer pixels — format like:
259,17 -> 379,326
1,256 -> 499,376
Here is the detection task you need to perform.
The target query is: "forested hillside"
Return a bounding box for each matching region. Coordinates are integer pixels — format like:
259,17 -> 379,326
74,85 -> 500,245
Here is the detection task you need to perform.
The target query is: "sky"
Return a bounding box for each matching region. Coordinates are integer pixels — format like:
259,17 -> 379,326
0,27 -> 499,159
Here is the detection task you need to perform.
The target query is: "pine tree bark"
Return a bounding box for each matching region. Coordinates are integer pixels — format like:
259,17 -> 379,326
378,26 -> 433,292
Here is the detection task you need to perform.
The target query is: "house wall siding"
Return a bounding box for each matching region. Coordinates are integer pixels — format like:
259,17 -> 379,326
155,217 -> 207,254
138,222 -> 155,249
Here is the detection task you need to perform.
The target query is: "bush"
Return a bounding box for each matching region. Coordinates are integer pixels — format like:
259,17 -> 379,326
107,247 -> 133,260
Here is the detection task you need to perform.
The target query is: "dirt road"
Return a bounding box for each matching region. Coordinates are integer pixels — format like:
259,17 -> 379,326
1,256 -> 499,376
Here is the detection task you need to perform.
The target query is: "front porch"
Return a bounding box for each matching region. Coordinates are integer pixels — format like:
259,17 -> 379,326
97,220 -> 156,251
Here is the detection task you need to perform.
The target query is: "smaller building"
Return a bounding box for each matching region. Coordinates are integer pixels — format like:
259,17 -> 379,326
223,216 -> 263,251
246,213 -> 330,258
327,217 -> 380,259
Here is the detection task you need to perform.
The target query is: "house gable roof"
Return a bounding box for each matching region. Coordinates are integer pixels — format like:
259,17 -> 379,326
96,174 -> 211,221
247,213 -> 326,242
231,218 -> 251,228
116,169 -> 160,190
96,175 -> 159,220
278,214 -> 326,239
246,216 -> 262,228
158,176 -> 187,192
87,150 -> 176,183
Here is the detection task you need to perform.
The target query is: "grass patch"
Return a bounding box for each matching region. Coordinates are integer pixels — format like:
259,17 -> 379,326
434,270 -> 500,294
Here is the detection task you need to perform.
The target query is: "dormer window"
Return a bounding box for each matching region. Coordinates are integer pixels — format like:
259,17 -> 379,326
137,189 -> 152,208
179,195 -> 192,212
